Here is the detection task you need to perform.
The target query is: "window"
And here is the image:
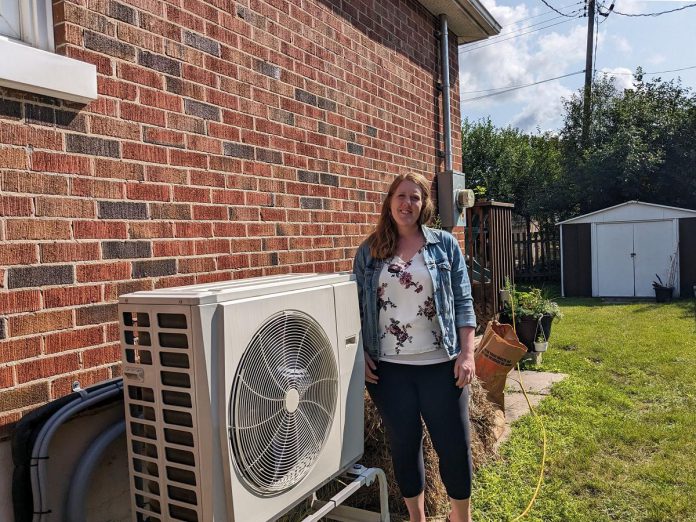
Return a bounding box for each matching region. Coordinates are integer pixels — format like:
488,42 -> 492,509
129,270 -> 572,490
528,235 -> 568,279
0,0 -> 97,103
0,0 -> 54,50
0,1 -> 22,41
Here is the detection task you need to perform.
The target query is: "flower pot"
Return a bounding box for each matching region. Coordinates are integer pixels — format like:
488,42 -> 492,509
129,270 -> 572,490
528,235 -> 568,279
534,341 -> 548,352
507,314 -> 553,352
654,286 -> 674,303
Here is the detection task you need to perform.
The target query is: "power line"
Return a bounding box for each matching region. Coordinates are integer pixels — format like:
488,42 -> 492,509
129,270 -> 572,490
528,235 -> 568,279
458,3 -> 584,53
459,18 -> 581,53
458,11 -> 575,47
599,65 -> 696,76
495,13 -> 569,37
539,0 -> 581,17
505,1 -> 584,25
461,70 -> 585,102
461,69 -> 584,94
612,2 -> 696,16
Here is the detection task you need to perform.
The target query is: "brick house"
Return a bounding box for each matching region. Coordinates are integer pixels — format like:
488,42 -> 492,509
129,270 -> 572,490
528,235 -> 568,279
0,0 -> 498,518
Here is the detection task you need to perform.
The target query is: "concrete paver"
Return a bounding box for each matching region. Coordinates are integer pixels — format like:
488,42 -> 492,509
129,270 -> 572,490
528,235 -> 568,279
497,370 -> 567,444
505,370 -> 567,396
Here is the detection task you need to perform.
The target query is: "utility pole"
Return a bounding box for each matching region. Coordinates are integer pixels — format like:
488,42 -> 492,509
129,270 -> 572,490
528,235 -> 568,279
582,0 -> 596,148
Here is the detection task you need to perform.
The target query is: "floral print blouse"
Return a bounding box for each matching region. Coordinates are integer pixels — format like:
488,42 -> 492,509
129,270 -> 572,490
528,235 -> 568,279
377,249 -> 446,360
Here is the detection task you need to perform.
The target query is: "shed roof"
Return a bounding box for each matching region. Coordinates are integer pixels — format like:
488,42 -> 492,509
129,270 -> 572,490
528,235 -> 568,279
417,0 -> 501,43
557,201 -> 696,225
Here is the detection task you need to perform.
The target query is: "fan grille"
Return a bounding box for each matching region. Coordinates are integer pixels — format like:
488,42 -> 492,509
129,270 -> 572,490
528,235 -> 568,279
229,310 -> 338,495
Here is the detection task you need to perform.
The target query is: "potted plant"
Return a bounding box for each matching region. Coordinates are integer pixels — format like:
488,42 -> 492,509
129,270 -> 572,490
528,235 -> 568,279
653,252 -> 678,303
500,280 -> 562,351
534,329 -> 549,353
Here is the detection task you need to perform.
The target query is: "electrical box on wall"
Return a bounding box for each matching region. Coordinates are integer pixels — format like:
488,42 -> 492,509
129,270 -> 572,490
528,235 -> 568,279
437,170 -> 475,229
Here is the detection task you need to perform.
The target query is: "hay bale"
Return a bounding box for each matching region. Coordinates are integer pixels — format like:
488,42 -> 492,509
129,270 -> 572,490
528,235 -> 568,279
468,376 -> 501,469
333,377 -> 499,519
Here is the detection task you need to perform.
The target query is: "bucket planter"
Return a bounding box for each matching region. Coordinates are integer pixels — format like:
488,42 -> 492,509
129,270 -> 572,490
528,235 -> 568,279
499,284 -> 563,352
534,341 -> 549,352
514,314 -> 553,352
654,286 -> 673,303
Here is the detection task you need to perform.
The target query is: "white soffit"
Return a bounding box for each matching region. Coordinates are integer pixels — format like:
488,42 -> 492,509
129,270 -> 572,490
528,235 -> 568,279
557,201 -> 696,225
0,38 -> 97,103
417,0 -> 501,43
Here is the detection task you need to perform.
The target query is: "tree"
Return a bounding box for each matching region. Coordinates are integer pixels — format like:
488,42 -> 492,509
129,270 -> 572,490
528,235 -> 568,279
461,118 -> 568,227
561,73 -> 696,213
462,74 -> 696,228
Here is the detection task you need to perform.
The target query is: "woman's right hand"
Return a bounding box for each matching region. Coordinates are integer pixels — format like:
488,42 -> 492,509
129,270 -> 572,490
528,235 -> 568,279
364,352 -> 379,384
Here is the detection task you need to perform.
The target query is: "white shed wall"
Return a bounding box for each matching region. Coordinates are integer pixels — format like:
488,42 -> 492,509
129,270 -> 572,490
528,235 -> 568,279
559,202 -> 692,298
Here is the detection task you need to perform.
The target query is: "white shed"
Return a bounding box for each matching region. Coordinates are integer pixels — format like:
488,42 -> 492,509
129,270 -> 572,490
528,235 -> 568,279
557,201 -> 696,298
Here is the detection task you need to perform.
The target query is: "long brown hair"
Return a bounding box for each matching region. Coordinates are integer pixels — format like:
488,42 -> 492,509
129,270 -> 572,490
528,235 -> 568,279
368,172 -> 434,259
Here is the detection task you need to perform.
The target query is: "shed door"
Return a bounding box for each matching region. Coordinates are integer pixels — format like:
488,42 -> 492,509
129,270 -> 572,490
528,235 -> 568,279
596,223 -> 635,296
634,220 -> 674,297
595,220 -> 675,297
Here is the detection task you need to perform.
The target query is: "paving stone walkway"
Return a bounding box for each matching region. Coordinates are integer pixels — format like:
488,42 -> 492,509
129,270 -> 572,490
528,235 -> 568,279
498,370 -> 568,443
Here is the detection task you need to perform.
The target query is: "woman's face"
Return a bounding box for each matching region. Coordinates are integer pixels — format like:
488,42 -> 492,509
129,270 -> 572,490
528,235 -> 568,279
389,179 -> 423,231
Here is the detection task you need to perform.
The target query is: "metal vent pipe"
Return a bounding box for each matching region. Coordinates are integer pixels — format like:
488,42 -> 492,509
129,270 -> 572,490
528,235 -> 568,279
439,13 -> 452,172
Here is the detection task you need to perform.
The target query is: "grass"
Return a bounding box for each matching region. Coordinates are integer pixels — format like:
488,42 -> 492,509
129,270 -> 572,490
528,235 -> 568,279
472,297 -> 696,522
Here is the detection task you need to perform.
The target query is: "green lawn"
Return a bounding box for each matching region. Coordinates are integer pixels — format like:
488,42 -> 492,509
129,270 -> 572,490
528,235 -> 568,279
473,298 -> 696,522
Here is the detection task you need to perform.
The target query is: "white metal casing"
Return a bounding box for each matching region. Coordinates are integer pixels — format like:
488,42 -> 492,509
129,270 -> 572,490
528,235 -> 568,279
119,273 -> 364,522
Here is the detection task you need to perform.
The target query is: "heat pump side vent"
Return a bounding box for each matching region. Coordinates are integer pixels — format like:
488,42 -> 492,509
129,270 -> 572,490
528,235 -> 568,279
121,306 -> 203,522
122,309 -> 165,522
154,313 -> 201,522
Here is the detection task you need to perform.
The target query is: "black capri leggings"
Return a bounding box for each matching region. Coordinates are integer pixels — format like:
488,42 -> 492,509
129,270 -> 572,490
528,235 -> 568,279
366,360 -> 473,500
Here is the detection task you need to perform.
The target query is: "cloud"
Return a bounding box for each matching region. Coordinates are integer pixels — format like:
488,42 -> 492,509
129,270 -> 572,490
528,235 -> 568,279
608,35 -> 632,54
458,0 -> 586,131
611,0 -> 654,15
597,67 -> 636,90
479,0 -> 533,26
536,25 -> 586,65
511,81 -> 574,131
645,53 -> 666,65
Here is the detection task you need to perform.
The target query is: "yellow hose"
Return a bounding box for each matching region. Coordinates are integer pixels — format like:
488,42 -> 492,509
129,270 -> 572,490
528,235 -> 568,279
508,365 -> 548,521
506,288 -> 548,521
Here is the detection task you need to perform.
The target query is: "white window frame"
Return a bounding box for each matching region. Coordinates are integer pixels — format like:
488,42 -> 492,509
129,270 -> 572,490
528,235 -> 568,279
25,0 -> 55,51
0,0 -> 97,103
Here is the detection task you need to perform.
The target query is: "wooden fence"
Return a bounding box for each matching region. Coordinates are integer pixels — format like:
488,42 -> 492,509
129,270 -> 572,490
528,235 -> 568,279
513,230 -> 561,282
464,202 -> 515,328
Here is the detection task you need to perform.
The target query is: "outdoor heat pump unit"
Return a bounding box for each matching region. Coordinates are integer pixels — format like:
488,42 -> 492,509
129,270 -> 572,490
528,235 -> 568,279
118,273 -> 365,522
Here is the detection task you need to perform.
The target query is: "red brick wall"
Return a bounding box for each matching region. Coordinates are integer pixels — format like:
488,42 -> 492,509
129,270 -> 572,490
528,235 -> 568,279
0,0 -> 462,432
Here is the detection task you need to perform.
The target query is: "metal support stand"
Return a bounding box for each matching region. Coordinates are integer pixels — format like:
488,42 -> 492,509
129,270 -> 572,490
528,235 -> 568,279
301,464 -> 390,522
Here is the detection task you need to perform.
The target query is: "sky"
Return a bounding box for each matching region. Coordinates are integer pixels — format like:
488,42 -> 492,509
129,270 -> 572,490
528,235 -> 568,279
458,0 -> 696,132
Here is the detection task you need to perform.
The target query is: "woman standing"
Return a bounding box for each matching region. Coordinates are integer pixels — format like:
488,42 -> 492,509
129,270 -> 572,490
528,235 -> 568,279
353,173 -> 476,522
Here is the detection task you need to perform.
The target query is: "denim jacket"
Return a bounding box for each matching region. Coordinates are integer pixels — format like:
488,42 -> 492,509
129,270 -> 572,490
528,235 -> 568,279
353,226 -> 476,360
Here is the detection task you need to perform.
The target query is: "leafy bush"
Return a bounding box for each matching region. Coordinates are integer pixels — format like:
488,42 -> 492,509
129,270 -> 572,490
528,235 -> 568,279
502,281 -> 563,320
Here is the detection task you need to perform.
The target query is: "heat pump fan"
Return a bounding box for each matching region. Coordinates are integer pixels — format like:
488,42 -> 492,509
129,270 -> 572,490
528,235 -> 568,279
119,274 -> 364,522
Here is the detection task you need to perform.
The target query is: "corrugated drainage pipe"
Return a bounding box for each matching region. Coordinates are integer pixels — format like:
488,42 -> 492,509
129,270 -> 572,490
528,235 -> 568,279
64,420 -> 126,522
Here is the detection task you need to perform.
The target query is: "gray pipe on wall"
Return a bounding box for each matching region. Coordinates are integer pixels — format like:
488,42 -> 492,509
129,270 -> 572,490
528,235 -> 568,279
30,380 -> 123,521
439,13 -> 452,172
64,420 -> 126,522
